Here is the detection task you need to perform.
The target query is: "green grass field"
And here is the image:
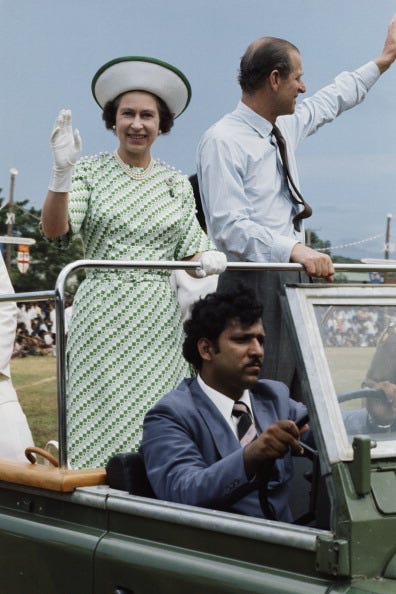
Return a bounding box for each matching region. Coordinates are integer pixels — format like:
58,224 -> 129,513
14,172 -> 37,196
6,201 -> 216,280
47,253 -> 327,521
325,346 -> 375,392
11,356 -> 58,448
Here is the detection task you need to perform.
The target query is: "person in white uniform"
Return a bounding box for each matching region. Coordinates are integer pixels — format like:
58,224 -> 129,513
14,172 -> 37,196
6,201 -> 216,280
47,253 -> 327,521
0,252 -> 34,461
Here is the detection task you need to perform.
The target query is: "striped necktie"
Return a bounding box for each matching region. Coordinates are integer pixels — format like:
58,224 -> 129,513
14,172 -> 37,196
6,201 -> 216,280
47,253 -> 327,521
233,401 -> 276,519
272,124 -> 312,231
232,401 -> 257,446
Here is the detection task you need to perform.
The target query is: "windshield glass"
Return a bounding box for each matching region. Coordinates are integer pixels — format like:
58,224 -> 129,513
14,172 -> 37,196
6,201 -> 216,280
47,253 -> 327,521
315,304 -> 396,447
285,285 -> 396,463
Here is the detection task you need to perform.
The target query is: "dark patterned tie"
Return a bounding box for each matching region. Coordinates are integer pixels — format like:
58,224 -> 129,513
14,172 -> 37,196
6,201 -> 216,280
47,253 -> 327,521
233,401 -> 277,519
272,124 -> 312,231
232,401 -> 257,446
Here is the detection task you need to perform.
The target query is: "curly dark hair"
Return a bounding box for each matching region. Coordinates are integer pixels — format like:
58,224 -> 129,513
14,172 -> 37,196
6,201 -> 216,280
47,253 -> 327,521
183,285 -> 263,370
102,92 -> 174,133
238,37 -> 299,94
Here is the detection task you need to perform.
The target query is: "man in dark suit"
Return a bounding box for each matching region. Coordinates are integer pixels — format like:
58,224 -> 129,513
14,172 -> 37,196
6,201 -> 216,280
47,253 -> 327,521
141,286 -> 310,521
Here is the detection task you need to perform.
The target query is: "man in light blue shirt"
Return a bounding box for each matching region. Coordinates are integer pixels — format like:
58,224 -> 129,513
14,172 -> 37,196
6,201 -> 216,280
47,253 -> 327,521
197,17 -> 396,397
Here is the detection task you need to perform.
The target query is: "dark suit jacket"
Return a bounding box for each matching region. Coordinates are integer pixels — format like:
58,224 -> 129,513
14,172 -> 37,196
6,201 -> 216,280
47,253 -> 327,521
141,377 -> 307,521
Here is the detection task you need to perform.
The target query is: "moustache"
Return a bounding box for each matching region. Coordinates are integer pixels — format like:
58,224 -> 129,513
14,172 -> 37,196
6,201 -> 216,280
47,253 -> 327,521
245,358 -> 263,369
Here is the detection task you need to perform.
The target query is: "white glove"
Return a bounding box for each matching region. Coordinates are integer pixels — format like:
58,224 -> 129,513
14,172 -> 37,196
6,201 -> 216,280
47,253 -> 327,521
196,250 -> 227,278
49,109 -> 82,193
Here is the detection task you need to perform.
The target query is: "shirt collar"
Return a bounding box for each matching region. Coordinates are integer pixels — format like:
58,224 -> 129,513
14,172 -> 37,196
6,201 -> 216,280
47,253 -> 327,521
234,100 -> 273,139
197,374 -> 252,422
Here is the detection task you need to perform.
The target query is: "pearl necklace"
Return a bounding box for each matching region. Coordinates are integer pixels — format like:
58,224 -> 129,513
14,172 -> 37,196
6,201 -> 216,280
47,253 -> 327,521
113,150 -> 155,180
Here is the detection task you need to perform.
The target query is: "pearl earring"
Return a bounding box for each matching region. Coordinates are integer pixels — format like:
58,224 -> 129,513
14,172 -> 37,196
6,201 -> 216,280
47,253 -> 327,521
112,125 -> 116,130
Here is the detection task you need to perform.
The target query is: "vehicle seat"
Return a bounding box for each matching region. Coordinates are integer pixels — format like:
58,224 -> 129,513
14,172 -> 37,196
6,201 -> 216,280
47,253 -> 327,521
105,451 -> 155,498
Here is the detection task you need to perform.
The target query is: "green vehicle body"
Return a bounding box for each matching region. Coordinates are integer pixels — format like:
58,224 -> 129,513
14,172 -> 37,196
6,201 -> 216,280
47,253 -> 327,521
0,261 -> 395,593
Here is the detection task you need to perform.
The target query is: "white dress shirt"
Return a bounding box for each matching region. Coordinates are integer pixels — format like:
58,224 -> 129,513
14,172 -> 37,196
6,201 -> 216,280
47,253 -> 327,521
197,374 -> 254,438
197,61 -> 380,263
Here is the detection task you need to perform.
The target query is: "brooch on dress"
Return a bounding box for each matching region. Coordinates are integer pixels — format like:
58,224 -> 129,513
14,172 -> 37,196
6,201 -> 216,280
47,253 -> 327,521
165,176 -> 176,197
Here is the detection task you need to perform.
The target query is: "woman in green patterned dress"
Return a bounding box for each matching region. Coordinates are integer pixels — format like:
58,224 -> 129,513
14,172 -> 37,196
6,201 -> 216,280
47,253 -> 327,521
41,57 -> 226,469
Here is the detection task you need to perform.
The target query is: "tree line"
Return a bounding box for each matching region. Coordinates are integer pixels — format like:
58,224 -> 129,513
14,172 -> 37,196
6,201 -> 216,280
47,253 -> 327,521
0,196 -> 83,293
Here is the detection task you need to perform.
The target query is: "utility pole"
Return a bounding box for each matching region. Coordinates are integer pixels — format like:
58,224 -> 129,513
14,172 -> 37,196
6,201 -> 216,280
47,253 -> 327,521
384,213 -> 392,260
384,213 -> 392,284
5,168 -> 18,273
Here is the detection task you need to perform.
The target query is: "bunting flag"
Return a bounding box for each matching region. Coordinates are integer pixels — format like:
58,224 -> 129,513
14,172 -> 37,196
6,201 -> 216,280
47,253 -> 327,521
17,244 -> 30,274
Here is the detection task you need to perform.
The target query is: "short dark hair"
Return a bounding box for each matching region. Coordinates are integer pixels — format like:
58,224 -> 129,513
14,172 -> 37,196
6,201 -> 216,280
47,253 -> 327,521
238,37 -> 299,94
183,286 -> 263,370
102,92 -> 174,133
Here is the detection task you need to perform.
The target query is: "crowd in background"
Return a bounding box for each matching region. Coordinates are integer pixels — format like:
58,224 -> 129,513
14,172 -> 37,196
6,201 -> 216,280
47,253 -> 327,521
12,298 -> 73,358
10,301 -> 392,356
319,306 -> 386,348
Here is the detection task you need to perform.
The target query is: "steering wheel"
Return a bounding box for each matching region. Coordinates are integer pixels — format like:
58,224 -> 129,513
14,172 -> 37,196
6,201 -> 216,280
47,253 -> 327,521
338,388 -> 388,404
295,414 -> 317,461
338,388 -> 396,436
293,414 -> 324,527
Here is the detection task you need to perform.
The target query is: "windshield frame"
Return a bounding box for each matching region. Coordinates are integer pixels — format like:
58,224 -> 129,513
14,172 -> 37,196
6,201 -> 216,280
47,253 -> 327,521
284,284 -> 396,467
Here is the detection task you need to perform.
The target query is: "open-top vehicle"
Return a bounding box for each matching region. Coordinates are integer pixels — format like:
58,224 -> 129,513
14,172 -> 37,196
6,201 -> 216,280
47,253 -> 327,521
0,260 -> 395,594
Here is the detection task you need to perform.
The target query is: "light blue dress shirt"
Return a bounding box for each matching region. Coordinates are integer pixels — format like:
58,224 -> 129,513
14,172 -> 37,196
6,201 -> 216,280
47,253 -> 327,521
196,62 -> 380,263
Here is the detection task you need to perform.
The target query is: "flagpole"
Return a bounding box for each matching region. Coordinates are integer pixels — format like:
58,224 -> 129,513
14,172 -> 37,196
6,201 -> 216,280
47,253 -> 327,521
5,168 -> 18,273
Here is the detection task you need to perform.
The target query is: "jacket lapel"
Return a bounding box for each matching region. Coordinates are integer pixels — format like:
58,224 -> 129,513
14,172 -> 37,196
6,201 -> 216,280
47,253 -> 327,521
250,392 -> 272,434
250,384 -> 285,435
189,379 -> 240,458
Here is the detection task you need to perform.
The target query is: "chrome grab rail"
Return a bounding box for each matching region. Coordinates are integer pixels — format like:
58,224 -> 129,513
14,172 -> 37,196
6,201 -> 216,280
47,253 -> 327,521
2,259 -> 396,468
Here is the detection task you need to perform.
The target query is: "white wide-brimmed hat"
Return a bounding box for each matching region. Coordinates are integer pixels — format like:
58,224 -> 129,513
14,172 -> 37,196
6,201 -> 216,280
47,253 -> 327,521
91,56 -> 191,118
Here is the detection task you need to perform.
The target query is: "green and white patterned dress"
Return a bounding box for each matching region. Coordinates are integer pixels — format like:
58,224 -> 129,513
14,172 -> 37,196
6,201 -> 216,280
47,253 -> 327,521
65,152 -> 212,468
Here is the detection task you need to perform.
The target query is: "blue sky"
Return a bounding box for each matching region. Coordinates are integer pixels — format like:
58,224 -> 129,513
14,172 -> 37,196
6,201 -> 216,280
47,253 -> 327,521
1,0 -> 395,259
